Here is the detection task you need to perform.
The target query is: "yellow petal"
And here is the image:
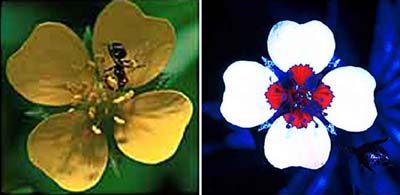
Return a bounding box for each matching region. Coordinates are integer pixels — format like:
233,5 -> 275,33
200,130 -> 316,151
114,90 -> 193,164
93,0 -> 175,88
27,111 -> 108,192
7,22 -> 93,106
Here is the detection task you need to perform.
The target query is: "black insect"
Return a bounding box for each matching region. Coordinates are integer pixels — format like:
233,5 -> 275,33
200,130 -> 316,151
104,42 -> 132,90
341,137 -> 391,172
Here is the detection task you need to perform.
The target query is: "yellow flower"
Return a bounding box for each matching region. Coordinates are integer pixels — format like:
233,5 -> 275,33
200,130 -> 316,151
6,0 -> 193,192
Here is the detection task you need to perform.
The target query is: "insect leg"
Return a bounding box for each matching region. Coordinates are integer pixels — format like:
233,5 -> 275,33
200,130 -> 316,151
371,137 -> 390,145
104,66 -> 115,72
122,59 -> 145,69
362,162 -> 375,172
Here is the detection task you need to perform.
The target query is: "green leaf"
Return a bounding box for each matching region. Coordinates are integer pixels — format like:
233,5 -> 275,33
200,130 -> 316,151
134,0 -> 198,29
165,22 -> 199,86
109,154 -> 121,178
24,106 -> 50,119
83,25 -> 94,59
9,186 -> 35,194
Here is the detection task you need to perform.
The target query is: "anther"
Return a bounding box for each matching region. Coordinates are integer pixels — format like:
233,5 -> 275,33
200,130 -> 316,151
113,96 -> 125,104
88,106 -> 96,119
113,116 -> 126,125
73,94 -> 83,100
124,90 -> 134,99
71,94 -> 83,106
113,90 -> 135,104
91,125 -> 102,135
306,91 -> 312,100
106,76 -> 118,91
101,92 -> 108,102
87,92 -> 99,103
68,108 -> 75,113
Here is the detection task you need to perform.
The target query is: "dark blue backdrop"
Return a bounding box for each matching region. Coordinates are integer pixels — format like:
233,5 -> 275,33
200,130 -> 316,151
202,0 -> 400,194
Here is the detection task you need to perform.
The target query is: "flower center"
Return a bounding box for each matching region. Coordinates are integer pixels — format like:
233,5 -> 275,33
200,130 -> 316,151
265,65 -> 334,128
66,78 -> 133,135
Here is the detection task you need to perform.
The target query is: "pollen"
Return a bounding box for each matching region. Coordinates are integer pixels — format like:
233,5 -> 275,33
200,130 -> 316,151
73,94 -> 83,100
113,90 -> 135,104
87,92 -> 100,103
113,116 -> 126,125
113,96 -> 125,104
105,75 -> 118,91
71,94 -> 83,106
88,106 -> 96,119
101,91 -> 108,102
91,125 -> 102,135
124,90 -> 134,99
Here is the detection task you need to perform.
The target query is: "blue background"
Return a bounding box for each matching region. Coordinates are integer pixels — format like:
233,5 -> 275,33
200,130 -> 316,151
202,0 -> 400,194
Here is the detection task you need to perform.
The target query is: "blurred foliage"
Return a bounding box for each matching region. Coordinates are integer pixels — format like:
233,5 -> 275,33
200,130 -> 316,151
1,0 -> 198,194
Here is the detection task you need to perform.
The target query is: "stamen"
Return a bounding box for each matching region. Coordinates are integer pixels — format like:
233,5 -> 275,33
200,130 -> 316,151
68,108 -> 75,112
73,94 -> 83,100
306,91 -> 312,100
88,106 -> 96,119
113,90 -> 135,104
91,125 -> 102,135
105,76 -> 118,91
264,65 -> 334,129
101,92 -> 108,102
124,90 -> 134,99
71,94 -> 83,106
87,92 -> 100,104
113,116 -> 126,125
113,96 -> 125,104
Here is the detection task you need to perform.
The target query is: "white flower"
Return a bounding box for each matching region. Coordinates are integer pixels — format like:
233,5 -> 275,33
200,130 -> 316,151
220,20 -> 377,169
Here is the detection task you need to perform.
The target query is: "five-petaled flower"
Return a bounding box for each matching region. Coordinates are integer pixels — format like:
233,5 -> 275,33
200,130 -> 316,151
6,0 -> 192,192
220,20 -> 377,169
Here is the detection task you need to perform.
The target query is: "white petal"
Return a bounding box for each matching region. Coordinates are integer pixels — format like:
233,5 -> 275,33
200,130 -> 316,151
322,66 -> 377,132
220,61 -> 278,128
267,20 -> 335,73
264,117 -> 331,169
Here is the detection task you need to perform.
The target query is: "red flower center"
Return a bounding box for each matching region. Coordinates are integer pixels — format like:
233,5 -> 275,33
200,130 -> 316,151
265,65 -> 334,128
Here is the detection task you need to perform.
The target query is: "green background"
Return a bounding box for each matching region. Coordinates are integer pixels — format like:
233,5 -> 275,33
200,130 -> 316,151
1,0 -> 199,194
